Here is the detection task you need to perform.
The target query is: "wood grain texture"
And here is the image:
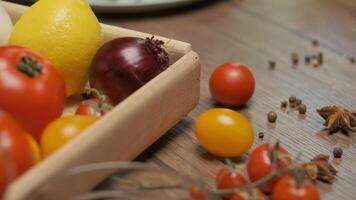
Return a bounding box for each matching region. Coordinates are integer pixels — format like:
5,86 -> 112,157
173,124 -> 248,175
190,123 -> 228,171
99,0 -> 356,199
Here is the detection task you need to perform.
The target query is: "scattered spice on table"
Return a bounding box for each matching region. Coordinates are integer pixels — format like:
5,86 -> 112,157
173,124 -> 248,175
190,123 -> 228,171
333,147 -> 343,158
296,98 -> 302,106
298,104 -> 307,114
317,52 -> 323,65
291,53 -> 299,65
269,60 -> 276,69
317,105 -> 356,135
311,56 -> 319,67
349,57 -> 355,64
289,96 -> 297,104
267,111 -> 277,123
305,56 -> 311,65
281,100 -> 288,108
258,132 -> 264,139
302,154 -> 337,183
312,39 -> 318,47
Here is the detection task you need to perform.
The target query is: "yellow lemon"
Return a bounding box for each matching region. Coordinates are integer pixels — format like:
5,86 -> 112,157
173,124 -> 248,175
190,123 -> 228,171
10,0 -> 102,96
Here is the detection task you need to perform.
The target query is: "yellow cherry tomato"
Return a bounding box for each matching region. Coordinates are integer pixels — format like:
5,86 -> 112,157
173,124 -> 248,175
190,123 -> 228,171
195,108 -> 254,157
41,115 -> 97,157
25,133 -> 41,163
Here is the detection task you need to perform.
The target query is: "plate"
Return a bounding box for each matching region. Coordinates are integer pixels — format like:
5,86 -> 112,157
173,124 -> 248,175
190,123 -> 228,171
23,0 -> 205,13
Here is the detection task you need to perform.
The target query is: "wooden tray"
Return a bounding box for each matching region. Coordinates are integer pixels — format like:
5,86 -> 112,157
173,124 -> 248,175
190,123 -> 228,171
1,2 -> 201,199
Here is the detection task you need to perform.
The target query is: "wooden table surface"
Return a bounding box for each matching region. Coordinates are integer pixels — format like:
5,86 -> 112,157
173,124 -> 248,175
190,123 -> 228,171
100,0 -> 356,199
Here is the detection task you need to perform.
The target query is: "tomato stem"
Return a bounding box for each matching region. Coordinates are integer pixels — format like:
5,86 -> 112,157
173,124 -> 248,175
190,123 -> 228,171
17,56 -> 43,77
81,88 -> 113,117
211,164 -> 306,196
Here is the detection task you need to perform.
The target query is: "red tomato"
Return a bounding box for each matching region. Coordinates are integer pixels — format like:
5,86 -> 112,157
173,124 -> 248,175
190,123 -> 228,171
247,144 -> 292,194
75,98 -> 113,117
209,63 -> 255,106
0,111 -> 34,195
216,167 -> 248,190
189,187 -> 210,200
272,175 -> 320,200
0,46 -> 66,141
231,189 -> 265,200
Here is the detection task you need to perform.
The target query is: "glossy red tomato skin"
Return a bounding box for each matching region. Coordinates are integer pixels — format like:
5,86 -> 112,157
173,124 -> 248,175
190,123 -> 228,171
272,175 -> 320,200
247,144 -> 292,194
209,63 -> 255,106
0,111 -> 34,195
231,190 -> 265,200
216,167 -> 248,190
0,46 -> 66,141
75,98 -> 111,117
189,187 -> 210,200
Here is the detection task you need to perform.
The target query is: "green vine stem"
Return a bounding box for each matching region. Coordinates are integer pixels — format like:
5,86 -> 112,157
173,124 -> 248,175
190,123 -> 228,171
210,164 -> 305,196
17,56 -> 43,77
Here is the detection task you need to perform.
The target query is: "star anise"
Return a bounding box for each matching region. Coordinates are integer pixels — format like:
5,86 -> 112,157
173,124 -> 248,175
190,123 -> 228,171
302,154 -> 337,183
316,105 -> 356,135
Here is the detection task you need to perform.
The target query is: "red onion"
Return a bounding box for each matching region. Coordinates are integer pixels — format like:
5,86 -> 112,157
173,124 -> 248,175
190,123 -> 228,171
89,37 -> 169,104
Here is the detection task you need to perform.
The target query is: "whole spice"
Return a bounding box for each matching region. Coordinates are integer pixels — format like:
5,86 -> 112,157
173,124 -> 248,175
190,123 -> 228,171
305,56 -> 311,65
267,111 -> 277,123
350,57 -> 355,64
316,105 -> 356,135
291,53 -> 299,65
289,96 -> 297,108
269,60 -> 276,69
296,98 -> 302,106
312,40 -> 318,47
317,52 -> 323,65
311,56 -> 319,67
302,154 -> 337,183
258,132 -> 264,139
298,104 -> 307,114
333,147 -> 343,158
289,96 -> 297,104
281,100 -> 288,108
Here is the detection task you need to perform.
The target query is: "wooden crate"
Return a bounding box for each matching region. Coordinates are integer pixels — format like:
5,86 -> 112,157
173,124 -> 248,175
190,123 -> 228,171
1,2 -> 201,200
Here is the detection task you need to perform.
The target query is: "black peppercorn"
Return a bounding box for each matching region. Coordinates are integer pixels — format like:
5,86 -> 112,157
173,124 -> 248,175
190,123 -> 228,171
289,96 -> 296,104
292,53 -> 299,65
317,52 -> 323,65
269,60 -> 276,69
312,40 -> 318,47
350,57 -> 355,64
281,100 -> 288,108
305,56 -> 311,64
258,132 -> 264,139
298,104 -> 307,114
296,98 -> 302,106
333,147 -> 343,158
267,111 -> 277,123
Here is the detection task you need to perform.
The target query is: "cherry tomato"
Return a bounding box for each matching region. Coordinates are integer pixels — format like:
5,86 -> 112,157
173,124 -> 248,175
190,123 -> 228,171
247,144 -> 292,194
75,98 -> 113,117
209,63 -> 255,106
189,187 -> 210,200
272,175 -> 320,200
25,133 -> 41,164
0,46 -> 66,141
231,189 -> 265,200
216,167 -> 248,190
0,111 -> 34,195
40,115 -> 97,157
195,108 -> 254,157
